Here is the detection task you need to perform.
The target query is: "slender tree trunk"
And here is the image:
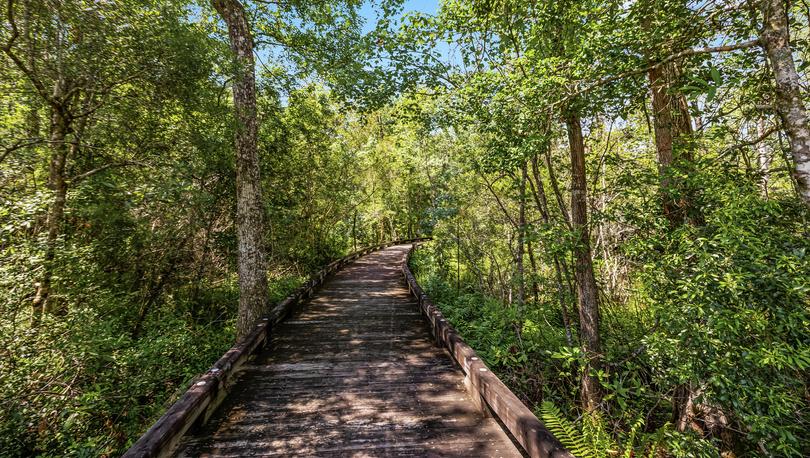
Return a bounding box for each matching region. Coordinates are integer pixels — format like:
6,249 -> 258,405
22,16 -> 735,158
22,0 -> 40,140
526,238 -> 539,304
32,106 -> 69,322
529,155 -> 550,222
528,154 -> 574,346
542,147 -> 571,227
352,209 -> 357,251
213,0 -> 269,339
455,219 -> 460,293
515,163 -> 527,308
566,113 -> 602,412
757,118 -> 772,197
761,0 -> 810,207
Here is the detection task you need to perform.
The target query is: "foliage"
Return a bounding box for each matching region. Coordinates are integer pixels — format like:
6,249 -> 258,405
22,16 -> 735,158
636,175 -> 810,455
410,162 -> 809,455
2,0 -> 810,456
393,0 -> 810,455
0,0 -> 426,454
540,401 -> 619,458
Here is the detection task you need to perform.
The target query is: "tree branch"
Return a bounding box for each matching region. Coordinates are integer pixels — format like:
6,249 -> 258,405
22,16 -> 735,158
479,171 -> 518,228
68,161 -> 148,184
0,138 -> 42,164
2,0 -> 58,110
720,125 -> 778,156
565,39 -> 762,102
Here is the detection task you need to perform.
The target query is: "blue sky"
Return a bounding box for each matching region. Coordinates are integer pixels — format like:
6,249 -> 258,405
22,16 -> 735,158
254,0 -> 450,99
359,0 -> 440,32
357,0 -> 453,65
255,0 -> 445,70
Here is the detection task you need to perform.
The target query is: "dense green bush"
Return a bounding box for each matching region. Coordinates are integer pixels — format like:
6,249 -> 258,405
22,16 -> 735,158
0,303 -> 235,456
0,223 -> 310,456
411,168 -> 810,457
0,266 -> 307,457
635,179 -> 810,455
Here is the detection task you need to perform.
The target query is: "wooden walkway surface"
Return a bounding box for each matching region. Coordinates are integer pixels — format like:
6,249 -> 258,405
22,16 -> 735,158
175,244 -> 522,457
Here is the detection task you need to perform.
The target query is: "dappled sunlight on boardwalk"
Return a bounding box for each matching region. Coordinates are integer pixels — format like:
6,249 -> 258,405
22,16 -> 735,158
175,245 -> 522,457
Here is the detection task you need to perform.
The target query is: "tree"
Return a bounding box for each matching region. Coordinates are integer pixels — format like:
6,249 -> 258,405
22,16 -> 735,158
1,0 -> 170,320
637,1 -> 699,226
212,0 -> 268,339
565,113 -> 602,412
760,0 -> 810,207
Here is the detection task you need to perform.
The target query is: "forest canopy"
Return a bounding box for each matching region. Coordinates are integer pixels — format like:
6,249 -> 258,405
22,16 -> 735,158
1,0 -> 808,456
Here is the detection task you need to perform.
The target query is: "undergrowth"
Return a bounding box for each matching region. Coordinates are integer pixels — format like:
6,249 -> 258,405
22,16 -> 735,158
0,270 -> 303,457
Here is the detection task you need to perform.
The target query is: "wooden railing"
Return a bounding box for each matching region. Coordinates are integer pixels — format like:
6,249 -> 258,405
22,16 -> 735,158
402,242 -> 572,458
122,238 -> 430,458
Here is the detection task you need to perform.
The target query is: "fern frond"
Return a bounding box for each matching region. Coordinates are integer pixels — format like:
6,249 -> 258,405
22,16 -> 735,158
540,401 -> 592,458
581,410 -> 617,458
622,415 -> 645,458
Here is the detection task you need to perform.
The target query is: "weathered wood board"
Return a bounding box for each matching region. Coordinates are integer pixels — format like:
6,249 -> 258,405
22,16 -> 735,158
173,245 -> 523,457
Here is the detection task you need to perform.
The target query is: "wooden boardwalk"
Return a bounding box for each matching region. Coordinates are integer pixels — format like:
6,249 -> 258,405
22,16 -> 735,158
175,245 -> 523,457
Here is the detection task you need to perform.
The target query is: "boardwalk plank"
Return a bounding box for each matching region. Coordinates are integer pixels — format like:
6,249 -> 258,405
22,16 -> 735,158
174,245 -> 522,457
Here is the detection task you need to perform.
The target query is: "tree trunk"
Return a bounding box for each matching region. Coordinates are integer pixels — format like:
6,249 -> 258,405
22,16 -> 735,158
526,238 -> 539,304
528,154 -> 574,346
648,63 -> 695,225
455,220 -> 460,292
566,113 -> 602,412
22,0 -> 40,140
352,209 -> 357,251
757,118 -> 771,197
213,0 -> 269,339
515,163 -> 527,308
32,106 -> 69,322
761,0 -> 810,207
649,66 -> 675,169
542,147 -> 572,227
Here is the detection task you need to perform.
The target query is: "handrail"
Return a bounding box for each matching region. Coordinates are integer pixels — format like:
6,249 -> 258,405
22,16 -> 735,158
122,238 -> 431,458
401,242 -> 572,458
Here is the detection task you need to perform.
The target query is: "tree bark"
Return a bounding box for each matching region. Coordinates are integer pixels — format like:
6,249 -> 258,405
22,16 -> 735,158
213,0 -> 269,339
32,106 -> 69,322
648,62 -> 695,225
515,163 -> 527,308
760,0 -> 810,207
757,118 -> 771,197
649,66 -> 675,169
566,113 -> 602,412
